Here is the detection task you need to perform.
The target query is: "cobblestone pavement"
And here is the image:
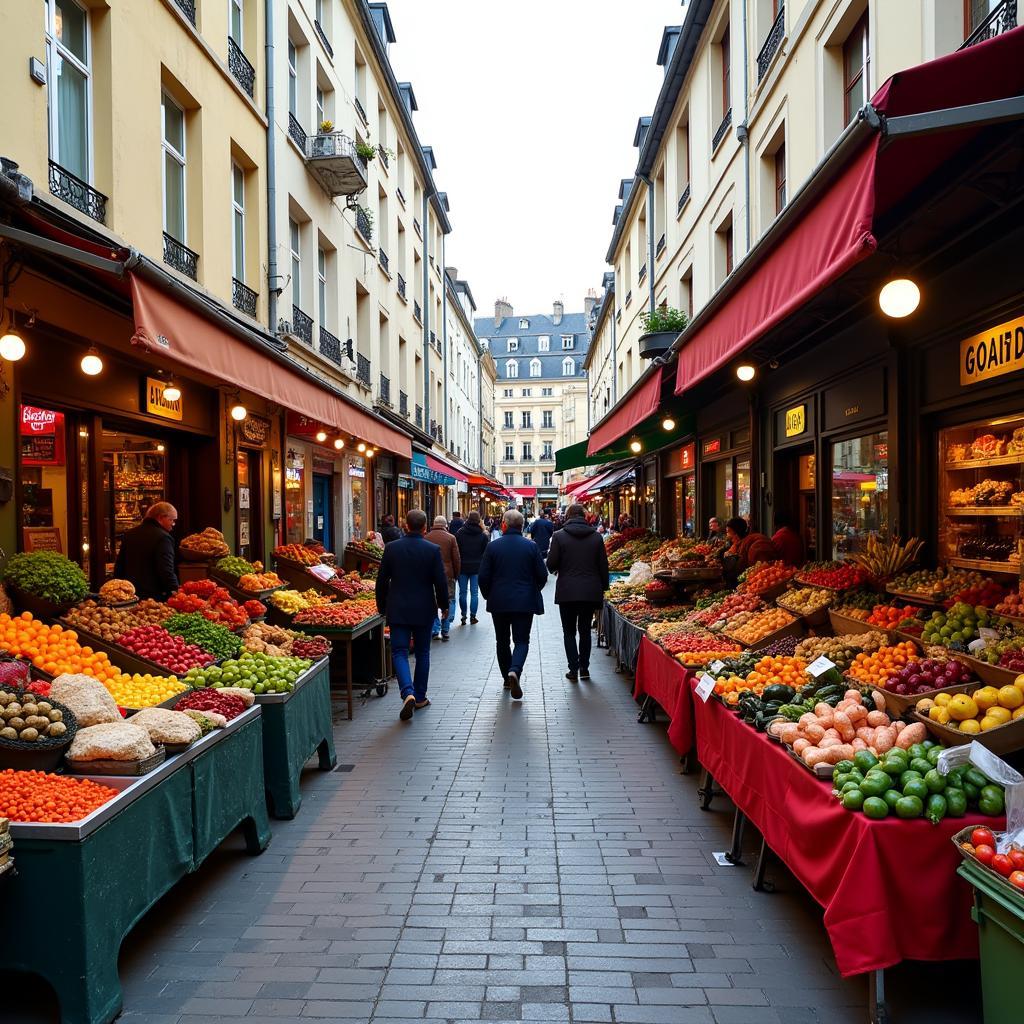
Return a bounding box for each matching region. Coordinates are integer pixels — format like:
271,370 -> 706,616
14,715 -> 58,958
10,580 -> 981,1023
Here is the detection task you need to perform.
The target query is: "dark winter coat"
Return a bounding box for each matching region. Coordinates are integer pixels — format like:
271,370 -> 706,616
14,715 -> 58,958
448,516 -> 466,535
455,522 -> 489,575
380,524 -> 403,544
526,516 -> 554,554
545,518 -> 609,605
478,527 -> 548,615
375,533 -> 448,627
114,518 -> 179,601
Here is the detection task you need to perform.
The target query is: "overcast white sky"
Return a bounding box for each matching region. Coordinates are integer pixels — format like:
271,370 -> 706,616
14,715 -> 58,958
385,0 -> 684,319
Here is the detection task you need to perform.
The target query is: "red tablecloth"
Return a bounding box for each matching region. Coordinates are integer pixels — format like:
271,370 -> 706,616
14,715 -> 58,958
692,685 -> 1002,978
634,636 -> 696,755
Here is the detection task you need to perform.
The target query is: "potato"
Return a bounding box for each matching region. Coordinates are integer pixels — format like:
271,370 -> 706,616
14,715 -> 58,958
19,727 -> 39,741
48,721 -> 67,737
0,727 -> 17,740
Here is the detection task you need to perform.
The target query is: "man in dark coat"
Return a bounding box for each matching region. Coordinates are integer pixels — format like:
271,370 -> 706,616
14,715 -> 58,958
455,510 -> 489,625
478,509 -> 548,700
114,502 -> 179,600
526,510 -> 554,557
448,512 -> 466,535
375,509 -> 449,720
546,503 -> 609,681
380,514 -> 402,545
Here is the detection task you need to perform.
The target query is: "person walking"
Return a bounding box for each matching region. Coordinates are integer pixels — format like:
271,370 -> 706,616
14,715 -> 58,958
526,509 -> 554,558
426,515 -> 460,641
375,509 -> 449,720
455,510 -> 488,625
448,511 -> 466,535
546,502 -> 609,681
379,514 -> 402,545
490,517 -> 503,541
478,509 -> 548,700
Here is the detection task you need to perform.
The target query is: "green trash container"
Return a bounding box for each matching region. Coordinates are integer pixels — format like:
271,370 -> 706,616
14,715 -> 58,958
958,859 -> 1024,1024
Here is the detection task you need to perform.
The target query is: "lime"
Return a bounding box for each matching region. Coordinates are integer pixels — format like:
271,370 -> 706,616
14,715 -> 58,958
895,795 -> 924,819
854,750 -> 879,773
841,789 -> 865,811
883,789 -> 903,810
899,769 -> 924,789
903,778 -> 930,801
863,797 -> 889,820
910,757 -> 933,776
860,774 -> 890,798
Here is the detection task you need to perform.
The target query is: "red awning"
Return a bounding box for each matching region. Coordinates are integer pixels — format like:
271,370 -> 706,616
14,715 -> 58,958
129,274 -> 412,458
588,367 -> 662,456
426,454 -> 468,483
562,478 -> 591,497
676,28 -> 1024,395
516,486 -> 537,498
574,466 -> 620,499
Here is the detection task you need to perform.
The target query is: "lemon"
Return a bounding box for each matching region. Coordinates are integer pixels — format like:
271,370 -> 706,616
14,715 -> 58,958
935,693 -> 953,707
974,686 -> 1000,711
958,718 -> 981,735
1016,674 -> 1024,691
1014,706 -> 1024,721
980,715 -> 1006,731
929,705 -> 951,725
948,693 -> 979,721
997,685 -> 1024,710
987,706 -> 1012,725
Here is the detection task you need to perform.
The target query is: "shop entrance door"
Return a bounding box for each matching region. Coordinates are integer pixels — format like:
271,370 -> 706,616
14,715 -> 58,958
312,473 -> 332,550
236,448 -> 263,562
772,445 -> 817,561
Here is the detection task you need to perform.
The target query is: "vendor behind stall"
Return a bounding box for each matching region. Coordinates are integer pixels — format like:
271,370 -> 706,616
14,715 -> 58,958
721,516 -> 781,586
114,502 -> 180,600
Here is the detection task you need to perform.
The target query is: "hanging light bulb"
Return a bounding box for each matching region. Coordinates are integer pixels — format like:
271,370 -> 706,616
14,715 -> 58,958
0,323 -> 25,361
629,437 -> 643,454
357,442 -> 366,453
162,379 -> 182,403
81,346 -> 104,376
661,415 -> 676,432
230,403 -> 248,421
334,437 -> 344,450
156,443 -> 165,453
736,363 -> 756,382
878,278 -> 920,318
315,429 -> 328,443
365,448 -> 374,458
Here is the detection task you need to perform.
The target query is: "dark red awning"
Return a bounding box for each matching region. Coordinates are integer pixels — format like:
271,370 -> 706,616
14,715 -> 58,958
588,367 -> 663,456
425,453 -> 468,483
676,28 -> 1024,395
516,486 -> 537,497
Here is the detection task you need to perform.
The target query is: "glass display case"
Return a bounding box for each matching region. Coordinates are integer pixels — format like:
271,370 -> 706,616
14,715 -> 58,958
938,414 -> 1024,576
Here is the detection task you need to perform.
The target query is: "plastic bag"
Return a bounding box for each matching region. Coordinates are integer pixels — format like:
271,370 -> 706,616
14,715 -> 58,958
626,562 -> 653,586
938,741 -> 1023,852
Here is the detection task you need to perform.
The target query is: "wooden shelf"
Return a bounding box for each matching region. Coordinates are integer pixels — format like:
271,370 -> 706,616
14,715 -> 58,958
945,455 -> 1024,470
947,557 -> 1020,575
944,506 -> 1024,516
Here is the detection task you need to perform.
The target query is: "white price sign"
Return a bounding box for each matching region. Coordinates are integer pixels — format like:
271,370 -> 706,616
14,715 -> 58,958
807,656 -> 836,678
695,673 -> 716,703
709,660 -> 726,674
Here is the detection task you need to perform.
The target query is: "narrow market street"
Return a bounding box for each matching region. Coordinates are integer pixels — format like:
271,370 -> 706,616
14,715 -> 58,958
11,581 -> 980,1024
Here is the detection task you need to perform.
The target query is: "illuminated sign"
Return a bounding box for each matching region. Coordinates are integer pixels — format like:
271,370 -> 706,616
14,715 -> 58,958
961,315 -> 1024,386
785,405 -> 806,437
144,377 -> 183,421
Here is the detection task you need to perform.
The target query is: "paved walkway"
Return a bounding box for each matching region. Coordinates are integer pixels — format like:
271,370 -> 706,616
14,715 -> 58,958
11,581 -> 981,1023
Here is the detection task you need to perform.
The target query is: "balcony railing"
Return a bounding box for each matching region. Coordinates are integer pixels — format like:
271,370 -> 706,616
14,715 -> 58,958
48,160 -> 106,223
171,0 -> 196,26
539,454 -> 554,461
163,232 -> 199,280
415,404 -> 423,428
354,95 -> 368,125
396,186 -> 406,206
355,205 -> 373,243
413,218 -> 422,238
232,278 -> 258,317
379,374 -> 391,406
397,273 -> 407,300
414,300 -> 422,323
757,5 -> 785,81
314,19 -> 333,59
961,0 -> 1017,47
638,262 -> 647,284
227,37 -> 255,98
677,182 -> 691,214
656,234 -> 666,258
378,145 -> 390,170
319,326 -> 342,365
430,330 -> 440,353
304,131 -> 368,196
713,107 -> 733,151
356,353 -> 371,387
292,305 -> 313,345
399,390 -> 409,417
378,248 -> 390,274
288,112 -> 307,151
625,289 -> 632,306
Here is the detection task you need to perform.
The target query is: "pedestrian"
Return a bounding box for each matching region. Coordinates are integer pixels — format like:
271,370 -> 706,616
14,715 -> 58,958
455,510 -> 488,625
448,510 -> 466,535
771,510 -> 805,566
426,515 -> 460,641
375,509 -> 449,721
478,509 -> 548,700
706,516 -> 727,543
114,501 -> 180,600
526,508 -> 554,558
545,503 -> 609,682
380,514 -> 402,545
490,517 -> 503,541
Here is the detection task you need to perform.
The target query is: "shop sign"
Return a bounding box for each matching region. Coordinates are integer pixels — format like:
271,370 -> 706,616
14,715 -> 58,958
313,457 -> 333,475
960,315 -> 1024,386
239,413 -> 271,447
20,405 -> 65,466
411,462 -> 454,485
702,438 -> 722,457
23,526 -> 62,553
785,405 -> 806,437
144,377 -> 183,421
397,474 -> 414,489
348,465 -> 366,478
680,442 -> 695,471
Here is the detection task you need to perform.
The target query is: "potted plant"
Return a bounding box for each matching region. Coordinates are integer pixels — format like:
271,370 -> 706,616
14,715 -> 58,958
355,138 -> 378,162
1,551 -> 89,618
319,119 -> 334,134
638,305 -> 688,359
310,121 -> 336,157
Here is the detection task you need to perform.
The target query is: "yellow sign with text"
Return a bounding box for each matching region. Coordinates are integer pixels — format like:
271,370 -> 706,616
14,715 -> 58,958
145,377 -> 183,420
784,404 -> 806,437
960,315 -> 1024,386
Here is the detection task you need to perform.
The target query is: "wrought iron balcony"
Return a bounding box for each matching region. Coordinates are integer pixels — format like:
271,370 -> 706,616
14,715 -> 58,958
396,186 -> 406,206
319,326 -> 342,364
625,289 -> 632,306
415,404 -> 423,428
48,160 -> 106,223
232,278 -> 258,317
397,273 -> 407,300
413,218 -> 422,238
354,95 -> 368,125
713,107 -> 733,151
171,0 -> 196,26
292,304 -> 313,345
539,453 -> 554,461
304,130 -> 368,196
677,183 -> 691,214
656,234 -> 666,258
163,232 -> 199,280
399,390 -> 409,417
414,300 -> 422,323
962,0 -> 1017,47
355,205 -> 373,242
356,352 -> 371,387
228,37 -> 255,98
378,248 -> 390,274
379,374 -> 391,406
430,419 -> 438,438
288,112 -> 307,151
638,263 -> 647,284
314,20 -> 333,59
378,145 -> 390,170
430,330 -> 440,353
757,5 -> 785,81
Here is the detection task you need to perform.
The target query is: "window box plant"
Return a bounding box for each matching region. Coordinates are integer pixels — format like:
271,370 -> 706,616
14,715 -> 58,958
638,305 -> 688,359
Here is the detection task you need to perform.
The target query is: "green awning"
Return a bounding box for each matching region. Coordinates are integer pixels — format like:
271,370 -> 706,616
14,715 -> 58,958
555,411 -> 695,473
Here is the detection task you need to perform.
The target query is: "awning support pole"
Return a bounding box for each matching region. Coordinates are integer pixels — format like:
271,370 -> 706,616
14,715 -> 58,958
877,95 -> 1024,139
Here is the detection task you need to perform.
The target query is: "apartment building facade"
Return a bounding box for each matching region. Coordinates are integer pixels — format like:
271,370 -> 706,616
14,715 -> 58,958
475,300 -> 591,511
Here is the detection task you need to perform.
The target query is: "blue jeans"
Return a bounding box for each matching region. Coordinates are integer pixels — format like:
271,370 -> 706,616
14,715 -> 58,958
390,624 -> 433,701
431,593 -> 457,636
458,573 -> 479,619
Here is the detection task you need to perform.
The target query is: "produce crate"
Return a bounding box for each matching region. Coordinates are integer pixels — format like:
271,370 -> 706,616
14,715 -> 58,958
868,678 -> 980,717
7,586 -> 77,621
726,616 -> 803,651
827,609 -> 881,636
913,709 -> 1024,756
207,570 -> 288,604
776,592 -> 831,627
957,653 -> 1022,688
885,584 -> 946,607
956,855 -> 1024,1024
342,545 -> 382,574
749,580 -> 791,602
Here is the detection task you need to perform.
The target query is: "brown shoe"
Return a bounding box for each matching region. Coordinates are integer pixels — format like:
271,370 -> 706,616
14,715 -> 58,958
399,695 -> 415,721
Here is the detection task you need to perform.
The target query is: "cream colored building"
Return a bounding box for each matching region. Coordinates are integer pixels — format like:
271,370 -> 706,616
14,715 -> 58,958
598,0 -> 993,405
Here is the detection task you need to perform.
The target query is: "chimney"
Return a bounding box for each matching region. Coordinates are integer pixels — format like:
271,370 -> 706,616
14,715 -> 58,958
494,298 -> 513,327
553,300 -> 564,326
584,291 -> 599,317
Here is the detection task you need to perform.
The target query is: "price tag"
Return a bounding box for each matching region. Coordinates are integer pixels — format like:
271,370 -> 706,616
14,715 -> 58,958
807,656 -> 836,678
695,673 -> 716,703
709,660 -> 725,674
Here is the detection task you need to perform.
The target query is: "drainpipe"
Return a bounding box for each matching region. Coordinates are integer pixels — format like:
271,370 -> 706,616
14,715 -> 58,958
476,351 -> 483,471
264,0 -> 279,334
739,0 -> 752,254
441,233 -> 449,452
421,192 -> 431,426
610,300 -> 618,405
639,174 -> 656,315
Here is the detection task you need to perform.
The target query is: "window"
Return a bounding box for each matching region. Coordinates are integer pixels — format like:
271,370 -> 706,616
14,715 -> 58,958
675,119 -> 690,200
716,217 -> 734,282
521,411 -> 532,429
287,40 -> 298,117
505,359 -> 519,378
522,472 -> 533,486
542,410 -> 554,429
721,25 -> 731,119
562,357 -> 575,376
522,444 -> 532,461
503,388 -> 513,398
317,246 -> 327,326
46,0 -> 92,182
774,143 -> 787,214
504,473 -> 514,486
538,335 -> 550,352
561,335 -> 575,349
529,358 -> 542,378
316,86 -> 325,128
541,387 -> 553,397
231,163 -> 245,281
504,443 -> 514,461
508,338 -> 519,352
503,411 -> 514,429
230,0 -> 244,44
966,0 -> 1003,36
521,388 -> 532,397
542,442 -> 553,459
831,430 -> 888,559
289,218 -> 301,305
679,267 -> 693,318
161,92 -> 186,241
542,472 -> 554,487
843,14 -> 869,124
519,318 -> 529,329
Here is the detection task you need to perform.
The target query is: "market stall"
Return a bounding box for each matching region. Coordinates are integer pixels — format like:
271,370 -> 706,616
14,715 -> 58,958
633,636 -> 695,757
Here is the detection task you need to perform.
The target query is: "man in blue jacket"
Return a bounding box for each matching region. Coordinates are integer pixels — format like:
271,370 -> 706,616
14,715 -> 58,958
526,509 -> 554,558
375,508 -> 449,721
478,509 -> 548,700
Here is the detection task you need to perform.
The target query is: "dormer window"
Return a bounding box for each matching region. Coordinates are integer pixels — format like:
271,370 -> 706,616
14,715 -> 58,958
538,335 -> 550,352
562,357 -> 575,376
529,358 -> 541,377
506,359 -> 519,378
508,337 -> 519,352
561,335 -> 575,349
519,318 -> 529,329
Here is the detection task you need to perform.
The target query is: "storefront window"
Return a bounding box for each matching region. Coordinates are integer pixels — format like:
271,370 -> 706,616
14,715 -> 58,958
105,430 -> 168,572
347,457 -> 366,542
713,460 -> 733,520
736,459 -> 751,520
77,424 -> 90,572
285,450 -> 305,544
831,431 -> 888,558
19,404 -> 71,557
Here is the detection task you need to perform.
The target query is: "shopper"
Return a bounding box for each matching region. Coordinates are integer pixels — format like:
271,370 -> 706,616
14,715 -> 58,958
546,503 -> 609,682
772,511 -> 805,566
375,509 -> 449,720
448,511 -> 466,535
380,514 -> 402,545
114,502 -> 180,601
490,517 -> 503,541
724,516 -> 781,578
707,516 -> 727,543
526,509 -> 554,557
478,509 -> 548,700
455,510 -> 489,625
426,515 -> 461,641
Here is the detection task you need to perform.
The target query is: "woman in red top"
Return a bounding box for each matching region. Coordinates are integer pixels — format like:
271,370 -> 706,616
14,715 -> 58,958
771,511 -> 805,566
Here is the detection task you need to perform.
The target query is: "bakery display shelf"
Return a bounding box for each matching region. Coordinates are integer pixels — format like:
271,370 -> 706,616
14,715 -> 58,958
945,455 -> 1024,470
947,557 -> 1021,574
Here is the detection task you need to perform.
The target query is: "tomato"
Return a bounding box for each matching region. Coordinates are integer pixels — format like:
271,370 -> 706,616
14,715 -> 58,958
972,827 -> 996,848
974,844 -> 995,866
992,853 -> 1014,878
1009,871 -> 1024,891
1009,849 -> 1024,872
